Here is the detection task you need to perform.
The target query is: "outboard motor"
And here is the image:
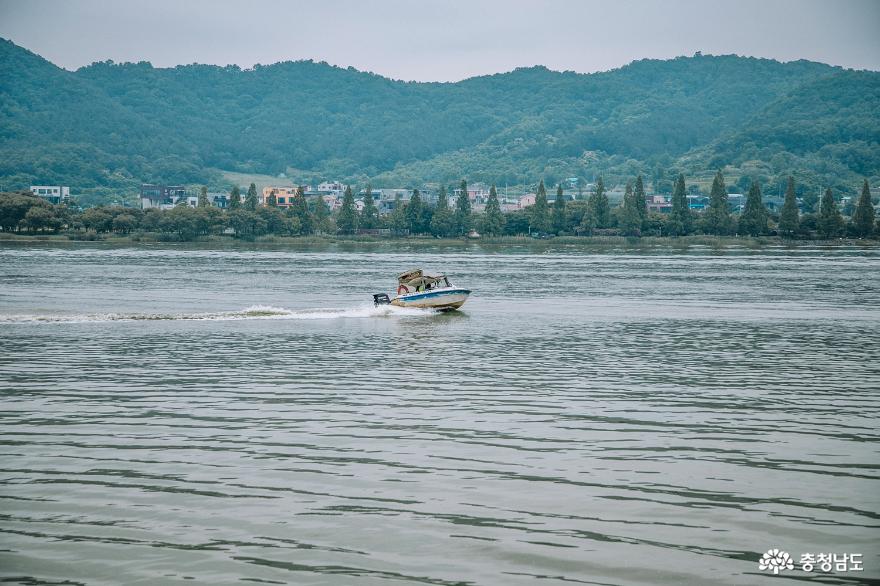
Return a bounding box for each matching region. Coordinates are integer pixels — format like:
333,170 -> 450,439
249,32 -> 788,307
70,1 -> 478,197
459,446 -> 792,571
373,293 -> 391,306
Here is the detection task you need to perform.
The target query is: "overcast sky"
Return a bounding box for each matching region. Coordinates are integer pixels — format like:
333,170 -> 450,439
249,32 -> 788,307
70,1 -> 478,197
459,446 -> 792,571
0,0 -> 877,81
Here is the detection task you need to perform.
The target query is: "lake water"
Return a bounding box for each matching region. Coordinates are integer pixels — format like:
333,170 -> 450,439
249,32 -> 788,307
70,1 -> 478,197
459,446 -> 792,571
1,241 -> 878,586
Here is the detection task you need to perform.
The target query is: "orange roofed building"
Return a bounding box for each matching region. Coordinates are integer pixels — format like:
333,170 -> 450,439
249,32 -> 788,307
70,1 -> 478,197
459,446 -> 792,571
261,186 -> 302,208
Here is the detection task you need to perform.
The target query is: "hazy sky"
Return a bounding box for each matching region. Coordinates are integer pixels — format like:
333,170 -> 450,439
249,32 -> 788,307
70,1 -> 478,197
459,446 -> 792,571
0,0 -> 878,81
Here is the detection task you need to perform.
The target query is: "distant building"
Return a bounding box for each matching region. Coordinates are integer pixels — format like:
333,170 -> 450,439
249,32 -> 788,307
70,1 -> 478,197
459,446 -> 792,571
519,194 -> 536,208
358,188 -> 384,207
272,186 -> 346,206
389,187 -> 438,207
453,187 -> 491,205
30,186 -> 70,204
647,194 -> 672,213
380,188 -> 411,199
548,192 -> 572,204
316,181 -> 346,194
208,192 -> 229,209
419,189 -> 438,207
324,194 -> 343,211
687,195 -> 709,211
727,194 -> 746,212
140,184 -> 189,209
261,186 -> 300,208
376,188 -> 414,214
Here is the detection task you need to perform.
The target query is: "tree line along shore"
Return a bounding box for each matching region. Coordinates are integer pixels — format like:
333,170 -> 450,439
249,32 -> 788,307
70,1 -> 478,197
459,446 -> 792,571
1,173 -> 877,242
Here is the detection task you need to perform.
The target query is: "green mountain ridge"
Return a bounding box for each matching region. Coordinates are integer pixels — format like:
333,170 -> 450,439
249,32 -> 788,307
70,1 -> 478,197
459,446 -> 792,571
1,37 -> 877,202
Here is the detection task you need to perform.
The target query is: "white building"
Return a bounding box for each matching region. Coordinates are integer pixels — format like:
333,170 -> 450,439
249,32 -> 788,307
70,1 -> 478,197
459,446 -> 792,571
31,186 -> 70,204
140,184 -> 189,209
317,181 -> 346,194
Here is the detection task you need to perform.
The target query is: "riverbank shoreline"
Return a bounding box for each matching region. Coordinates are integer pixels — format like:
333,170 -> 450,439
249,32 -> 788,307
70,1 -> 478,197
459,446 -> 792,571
1,231 -> 878,250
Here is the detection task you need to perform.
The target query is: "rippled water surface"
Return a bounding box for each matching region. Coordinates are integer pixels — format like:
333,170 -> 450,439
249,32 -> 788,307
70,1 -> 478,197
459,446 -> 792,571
1,242 -> 878,586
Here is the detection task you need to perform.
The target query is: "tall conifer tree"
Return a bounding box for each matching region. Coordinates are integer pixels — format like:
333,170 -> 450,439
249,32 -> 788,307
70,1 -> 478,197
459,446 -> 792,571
389,193 -> 407,235
738,181 -> 769,236
292,186 -> 312,234
198,186 -> 209,208
360,184 -> 378,229
337,185 -> 358,234
455,180 -> 472,235
406,189 -> 424,234
229,186 -> 241,209
778,176 -> 800,237
430,186 -> 454,237
244,183 -> 259,211
634,175 -> 647,223
852,179 -> 875,238
705,170 -> 732,235
552,185 -> 566,234
313,195 -> 330,233
482,184 -> 505,236
620,181 -> 641,236
588,176 -> 610,229
531,180 -> 550,232
818,187 -> 843,238
668,173 -> 692,236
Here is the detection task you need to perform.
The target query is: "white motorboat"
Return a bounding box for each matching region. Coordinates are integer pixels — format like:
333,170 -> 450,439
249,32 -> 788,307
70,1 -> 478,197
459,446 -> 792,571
373,269 -> 470,311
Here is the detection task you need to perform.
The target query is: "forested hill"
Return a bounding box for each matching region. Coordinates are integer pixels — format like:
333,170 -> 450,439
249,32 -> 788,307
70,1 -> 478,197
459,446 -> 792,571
1,37 -> 878,201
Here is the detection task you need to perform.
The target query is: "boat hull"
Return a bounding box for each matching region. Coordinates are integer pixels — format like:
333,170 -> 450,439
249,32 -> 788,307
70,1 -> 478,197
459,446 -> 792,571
390,288 -> 470,310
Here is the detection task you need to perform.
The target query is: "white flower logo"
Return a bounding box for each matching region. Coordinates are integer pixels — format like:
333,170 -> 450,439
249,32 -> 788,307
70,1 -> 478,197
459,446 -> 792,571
759,549 -> 794,574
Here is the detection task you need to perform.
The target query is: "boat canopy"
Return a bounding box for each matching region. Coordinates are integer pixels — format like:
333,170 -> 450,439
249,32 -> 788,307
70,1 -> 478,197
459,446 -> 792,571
397,269 -> 423,282
397,268 -> 448,289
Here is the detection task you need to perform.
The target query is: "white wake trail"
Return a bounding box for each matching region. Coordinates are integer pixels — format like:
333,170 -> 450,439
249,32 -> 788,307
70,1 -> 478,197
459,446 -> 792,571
0,304 -> 434,324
